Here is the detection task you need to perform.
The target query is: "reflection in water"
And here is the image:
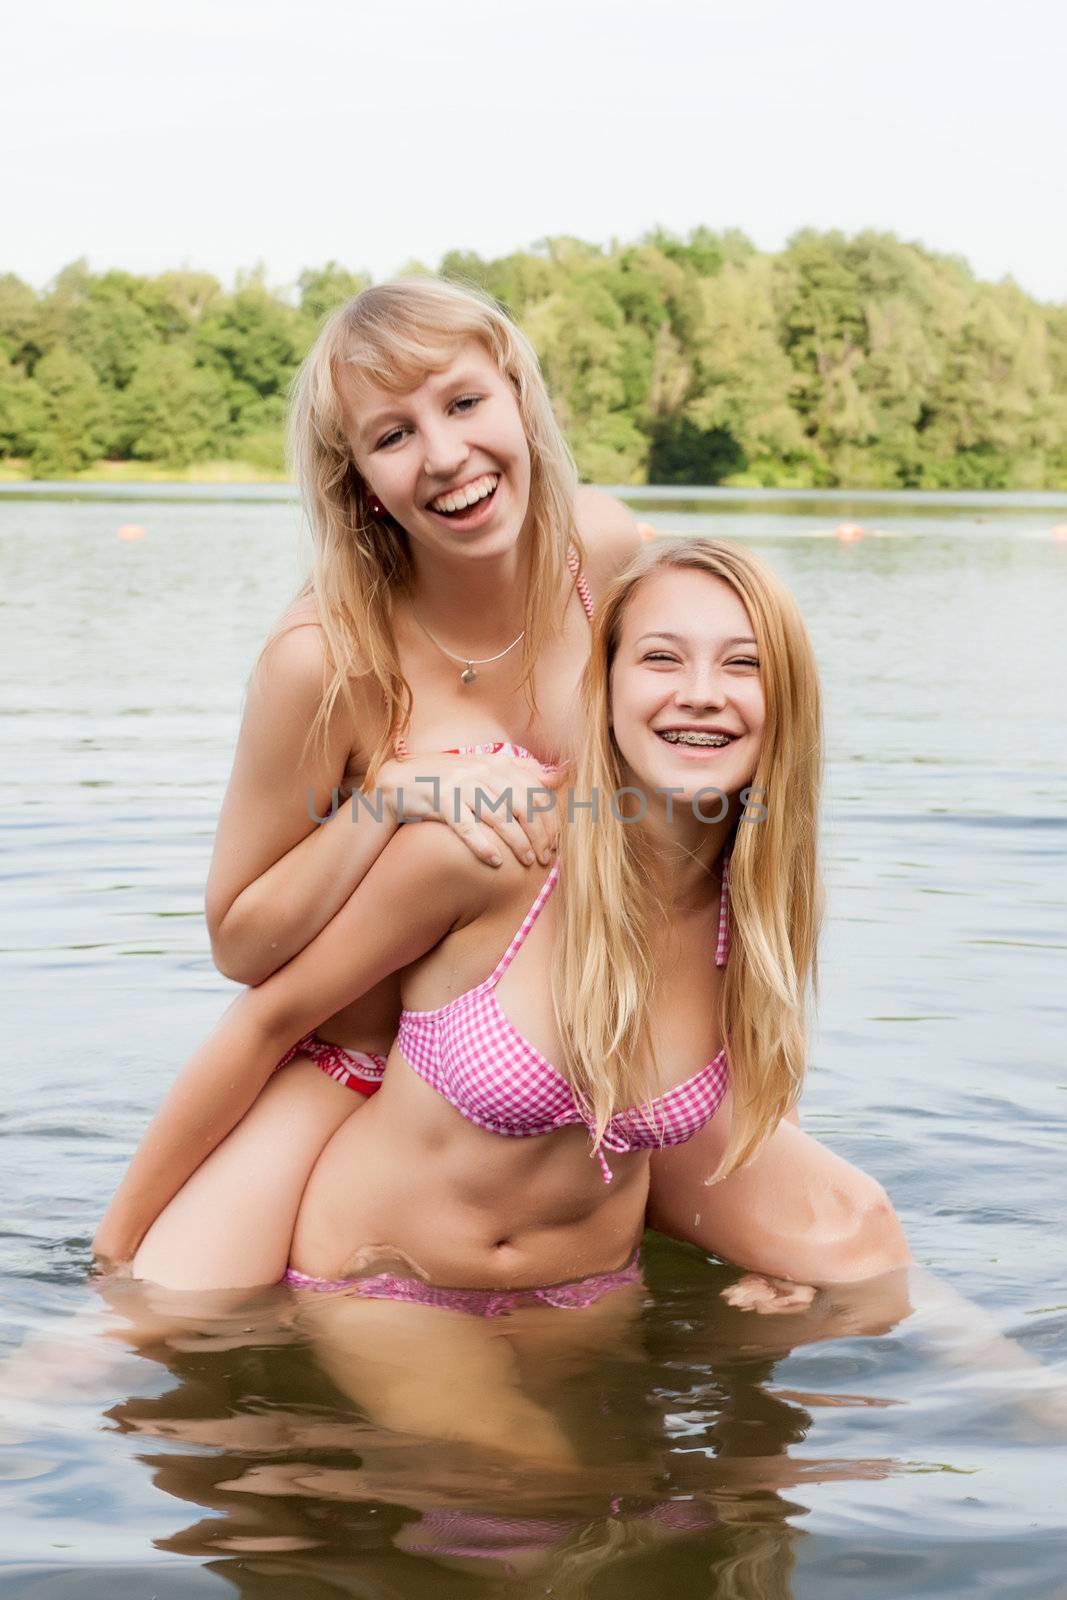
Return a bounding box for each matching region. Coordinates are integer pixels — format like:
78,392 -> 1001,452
32,1241 -> 903,1597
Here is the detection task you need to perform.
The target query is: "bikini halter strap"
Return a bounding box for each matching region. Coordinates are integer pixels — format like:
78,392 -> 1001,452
490,848 -> 727,990
486,861 -> 561,987
567,545 -> 596,623
715,851 -> 731,969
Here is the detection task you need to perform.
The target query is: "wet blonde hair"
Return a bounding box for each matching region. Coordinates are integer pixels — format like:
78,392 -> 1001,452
287,277 -> 583,777
553,538 -> 822,1180
511,1511 -> 795,1600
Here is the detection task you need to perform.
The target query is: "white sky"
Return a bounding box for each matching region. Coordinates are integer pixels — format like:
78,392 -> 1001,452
6,0 -> 1066,303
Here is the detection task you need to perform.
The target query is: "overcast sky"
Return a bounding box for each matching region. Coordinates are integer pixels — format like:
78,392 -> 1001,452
6,0 -> 1066,303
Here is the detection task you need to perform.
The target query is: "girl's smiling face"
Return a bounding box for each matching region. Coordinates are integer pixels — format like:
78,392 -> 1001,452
609,567 -> 766,805
339,340 -> 532,564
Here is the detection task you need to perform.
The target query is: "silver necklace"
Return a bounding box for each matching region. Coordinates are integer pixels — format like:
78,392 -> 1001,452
413,611 -> 525,685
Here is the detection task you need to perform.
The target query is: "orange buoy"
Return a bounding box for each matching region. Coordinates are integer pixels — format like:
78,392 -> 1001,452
636,521 -> 657,542
835,521 -> 864,542
117,524 -> 146,541
1051,523 -> 1067,541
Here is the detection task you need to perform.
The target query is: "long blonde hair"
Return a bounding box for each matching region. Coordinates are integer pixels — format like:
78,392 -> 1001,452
553,538 -> 823,1180
287,277 -> 583,778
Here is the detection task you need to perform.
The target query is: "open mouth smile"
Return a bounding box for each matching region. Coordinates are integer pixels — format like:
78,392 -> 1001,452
428,473 -> 500,520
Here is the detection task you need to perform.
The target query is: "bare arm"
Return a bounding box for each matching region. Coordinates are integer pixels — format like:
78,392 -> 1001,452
205,620 -> 398,985
94,824 -> 487,1265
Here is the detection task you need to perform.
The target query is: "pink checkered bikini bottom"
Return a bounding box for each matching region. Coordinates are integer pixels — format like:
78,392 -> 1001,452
284,1250 -> 642,1318
404,1499 -> 715,1570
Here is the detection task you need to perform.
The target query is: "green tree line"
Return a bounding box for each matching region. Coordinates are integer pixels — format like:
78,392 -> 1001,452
1,232 -> 1065,487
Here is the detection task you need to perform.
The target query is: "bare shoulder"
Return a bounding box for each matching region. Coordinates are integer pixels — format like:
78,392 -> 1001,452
574,486 -> 643,600
254,608 -> 328,695
379,816 -> 501,926
253,606 -> 378,735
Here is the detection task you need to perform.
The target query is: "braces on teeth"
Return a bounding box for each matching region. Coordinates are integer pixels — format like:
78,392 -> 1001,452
660,731 -> 734,746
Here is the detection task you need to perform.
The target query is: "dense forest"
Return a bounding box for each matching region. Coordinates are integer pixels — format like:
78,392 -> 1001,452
1,229 -> 1065,488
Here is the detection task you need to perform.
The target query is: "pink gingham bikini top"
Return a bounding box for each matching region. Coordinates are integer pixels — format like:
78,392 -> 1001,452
395,855 -> 731,1183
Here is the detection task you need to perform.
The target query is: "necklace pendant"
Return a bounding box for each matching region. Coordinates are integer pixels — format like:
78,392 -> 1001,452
460,665 -> 477,686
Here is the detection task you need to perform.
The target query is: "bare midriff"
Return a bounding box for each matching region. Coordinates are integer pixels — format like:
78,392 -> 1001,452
288,1055 -> 649,1290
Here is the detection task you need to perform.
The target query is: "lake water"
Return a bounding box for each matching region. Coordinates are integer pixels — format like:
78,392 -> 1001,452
1,485 -> 1065,1597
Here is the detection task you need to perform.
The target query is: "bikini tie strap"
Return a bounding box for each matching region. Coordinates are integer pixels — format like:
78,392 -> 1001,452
589,1123 -> 637,1184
